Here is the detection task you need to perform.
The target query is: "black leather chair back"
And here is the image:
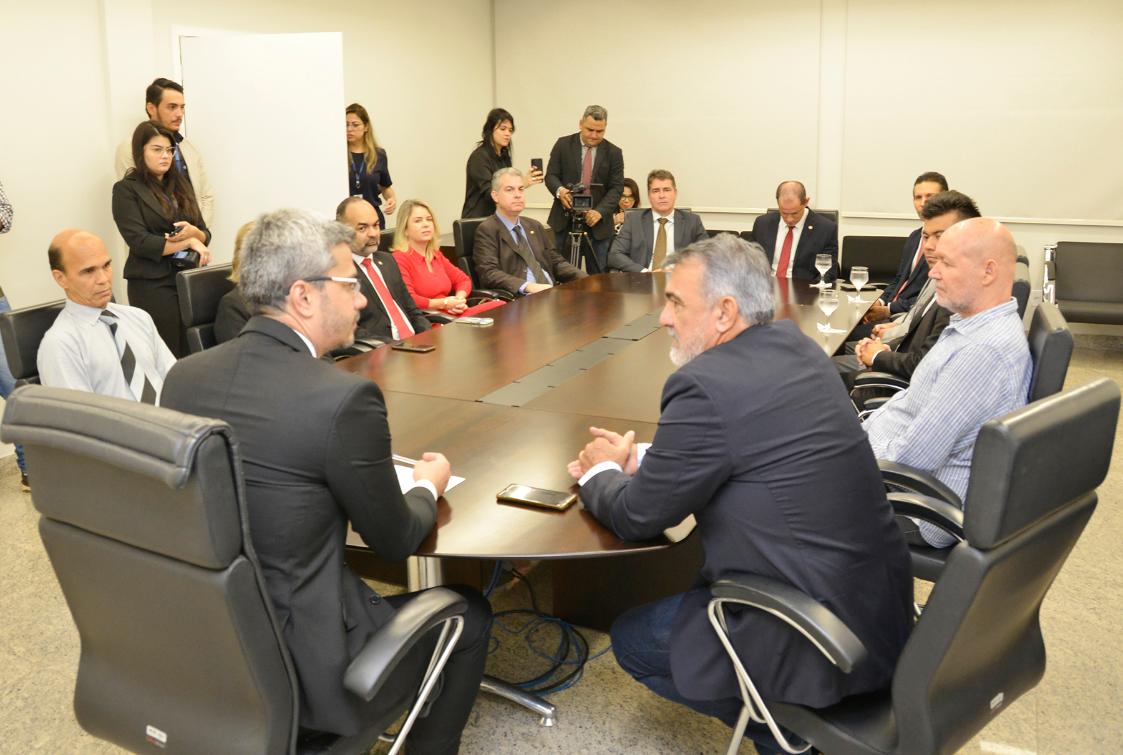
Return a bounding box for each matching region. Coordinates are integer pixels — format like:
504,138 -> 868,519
0,299 -> 65,385
840,236 -> 908,285
176,264 -> 234,354
889,378 -> 1118,754
453,217 -> 488,288
1013,260 -> 1031,319
1053,241 -> 1123,324
1026,302 -> 1073,402
378,228 -> 396,252
2,386 -> 298,755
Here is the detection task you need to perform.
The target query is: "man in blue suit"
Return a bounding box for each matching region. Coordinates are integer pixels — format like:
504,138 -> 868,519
751,180 -> 838,281
607,169 -> 708,272
568,234 -> 912,753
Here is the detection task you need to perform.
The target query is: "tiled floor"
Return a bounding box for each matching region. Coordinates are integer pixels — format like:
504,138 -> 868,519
1,344 -> 1120,754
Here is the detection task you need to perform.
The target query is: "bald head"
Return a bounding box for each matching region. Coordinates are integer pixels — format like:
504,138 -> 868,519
49,230 -> 114,308
929,217 -> 1017,317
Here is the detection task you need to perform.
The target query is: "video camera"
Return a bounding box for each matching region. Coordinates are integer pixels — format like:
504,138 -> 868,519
564,183 -> 597,230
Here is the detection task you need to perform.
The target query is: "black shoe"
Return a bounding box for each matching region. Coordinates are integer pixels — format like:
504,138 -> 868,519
20,473 -> 29,492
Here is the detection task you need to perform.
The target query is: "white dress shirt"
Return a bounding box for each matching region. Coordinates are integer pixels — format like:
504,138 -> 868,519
771,207 -> 809,278
644,211 -> 675,272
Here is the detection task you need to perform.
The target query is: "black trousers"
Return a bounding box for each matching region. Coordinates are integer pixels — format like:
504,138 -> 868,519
127,275 -> 186,358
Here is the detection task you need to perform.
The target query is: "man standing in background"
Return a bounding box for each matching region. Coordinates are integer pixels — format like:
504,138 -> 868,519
0,178 -> 29,491
115,78 -> 214,228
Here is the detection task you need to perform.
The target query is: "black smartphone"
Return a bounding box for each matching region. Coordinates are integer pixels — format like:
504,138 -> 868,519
391,343 -> 436,353
497,483 -> 577,512
530,158 -> 543,172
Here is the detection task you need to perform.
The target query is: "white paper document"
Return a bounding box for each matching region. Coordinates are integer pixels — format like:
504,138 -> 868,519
395,464 -> 465,494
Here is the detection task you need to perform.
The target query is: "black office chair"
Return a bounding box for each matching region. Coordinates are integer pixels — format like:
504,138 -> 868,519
1045,241 -> 1123,324
1,385 -> 467,755
707,377 -> 1118,755
377,228 -> 396,253
738,230 -> 756,245
452,217 -> 514,302
0,299 -> 65,386
840,236 -> 909,287
176,263 -> 234,353
1013,259 -> 1031,319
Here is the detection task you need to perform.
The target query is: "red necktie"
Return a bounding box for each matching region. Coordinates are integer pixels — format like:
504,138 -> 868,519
775,225 -> 794,278
580,145 -> 594,189
361,257 -> 414,339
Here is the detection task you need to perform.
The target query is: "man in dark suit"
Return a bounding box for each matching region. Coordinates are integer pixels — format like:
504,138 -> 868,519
474,167 -> 586,296
545,105 -> 625,273
567,234 -> 912,752
337,197 -> 430,342
160,209 -> 490,751
861,171 -> 948,326
607,169 -> 708,272
751,180 -> 838,282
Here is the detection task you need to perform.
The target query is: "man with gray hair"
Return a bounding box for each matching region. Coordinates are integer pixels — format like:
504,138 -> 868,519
160,209 -> 491,750
474,167 -> 586,296
567,234 -> 912,752
544,104 -> 625,272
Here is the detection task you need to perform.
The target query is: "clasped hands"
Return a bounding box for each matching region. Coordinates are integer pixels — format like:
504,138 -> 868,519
567,426 -> 638,480
435,292 -> 468,314
854,335 -> 890,367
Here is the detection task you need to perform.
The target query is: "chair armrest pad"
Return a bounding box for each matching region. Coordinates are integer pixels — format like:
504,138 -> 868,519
879,460 -> 963,507
887,492 -> 964,540
472,288 -> 514,303
710,574 -> 868,673
852,371 -> 911,391
424,312 -> 455,325
344,587 -> 468,702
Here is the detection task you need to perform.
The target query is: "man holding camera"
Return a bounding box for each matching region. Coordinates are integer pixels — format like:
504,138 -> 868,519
545,105 -> 625,273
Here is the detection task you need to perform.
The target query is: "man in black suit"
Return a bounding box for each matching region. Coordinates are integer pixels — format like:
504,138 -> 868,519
607,169 -> 708,272
474,167 -> 586,296
567,234 -> 912,753
861,171 -> 948,325
751,180 -> 838,282
337,197 -> 430,341
160,209 -> 490,752
545,105 -> 625,273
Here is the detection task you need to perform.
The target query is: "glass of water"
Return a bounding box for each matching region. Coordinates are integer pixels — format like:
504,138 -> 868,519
814,254 -> 833,288
817,288 -> 840,332
849,265 -> 869,302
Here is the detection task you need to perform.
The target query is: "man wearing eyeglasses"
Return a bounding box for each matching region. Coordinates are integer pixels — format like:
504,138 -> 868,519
160,209 -> 490,750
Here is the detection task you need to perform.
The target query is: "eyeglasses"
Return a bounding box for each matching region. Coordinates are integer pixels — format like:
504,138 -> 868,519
147,146 -> 176,157
303,275 -> 361,294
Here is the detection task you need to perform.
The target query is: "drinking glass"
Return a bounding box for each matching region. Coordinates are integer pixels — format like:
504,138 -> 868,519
817,289 -> 841,333
849,265 -> 869,302
813,254 -> 833,288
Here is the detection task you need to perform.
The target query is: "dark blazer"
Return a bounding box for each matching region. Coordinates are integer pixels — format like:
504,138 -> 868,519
213,288 -> 252,344
544,133 -> 625,242
355,251 -> 431,341
111,173 -> 211,281
752,208 -> 838,281
872,299 -> 951,379
880,227 -> 928,314
607,208 -> 709,272
160,316 -> 438,735
581,320 -> 913,709
473,214 -> 586,295
461,143 -> 511,219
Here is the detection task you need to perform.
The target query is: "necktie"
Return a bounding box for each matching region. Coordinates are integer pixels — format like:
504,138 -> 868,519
99,310 -> 157,404
652,217 -> 669,269
580,145 -> 594,190
515,225 -> 549,284
892,241 -> 925,302
361,257 -> 414,339
775,224 -> 795,278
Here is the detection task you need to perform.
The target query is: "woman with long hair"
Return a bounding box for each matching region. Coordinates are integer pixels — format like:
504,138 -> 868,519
613,177 -> 642,234
392,199 -> 504,319
112,120 -> 210,357
346,103 -> 396,228
461,107 -> 542,219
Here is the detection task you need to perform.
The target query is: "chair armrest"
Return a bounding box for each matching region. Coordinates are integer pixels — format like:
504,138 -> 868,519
471,288 -> 514,303
887,492 -> 964,540
710,573 -> 868,673
424,312 -> 455,325
852,371 -> 911,391
354,337 -> 386,350
878,460 -> 962,508
344,587 -> 468,702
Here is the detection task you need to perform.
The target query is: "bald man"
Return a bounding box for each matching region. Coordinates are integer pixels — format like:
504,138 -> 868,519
38,230 -> 175,402
864,218 -> 1031,547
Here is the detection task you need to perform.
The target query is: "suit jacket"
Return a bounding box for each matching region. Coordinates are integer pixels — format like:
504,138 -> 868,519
116,136 -> 214,228
544,133 -> 625,242
880,227 -> 928,314
111,174 -> 212,281
473,214 -> 587,295
752,209 -> 838,281
160,316 -> 438,735
581,320 -> 913,708
607,209 -> 709,272
872,299 -> 951,379
214,288 -> 252,344
355,251 -> 431,341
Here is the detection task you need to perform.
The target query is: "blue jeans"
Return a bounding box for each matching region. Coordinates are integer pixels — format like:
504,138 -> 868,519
0,296 -> 26,474
611,592 -> 788,755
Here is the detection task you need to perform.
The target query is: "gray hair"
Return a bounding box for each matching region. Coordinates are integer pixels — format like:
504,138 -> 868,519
665,234 -> 775,326
582,104 -> 608,122
491,166 -> 524,193
238,208 -> 355,310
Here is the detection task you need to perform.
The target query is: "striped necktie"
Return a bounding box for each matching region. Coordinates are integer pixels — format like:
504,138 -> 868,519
99,310 -> 157,404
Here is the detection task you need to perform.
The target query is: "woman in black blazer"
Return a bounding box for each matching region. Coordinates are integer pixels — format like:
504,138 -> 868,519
112,121 -> 211,357
460,107 -> 543,219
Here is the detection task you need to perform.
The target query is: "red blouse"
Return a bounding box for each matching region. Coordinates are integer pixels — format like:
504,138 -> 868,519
392,248 -> 472,308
